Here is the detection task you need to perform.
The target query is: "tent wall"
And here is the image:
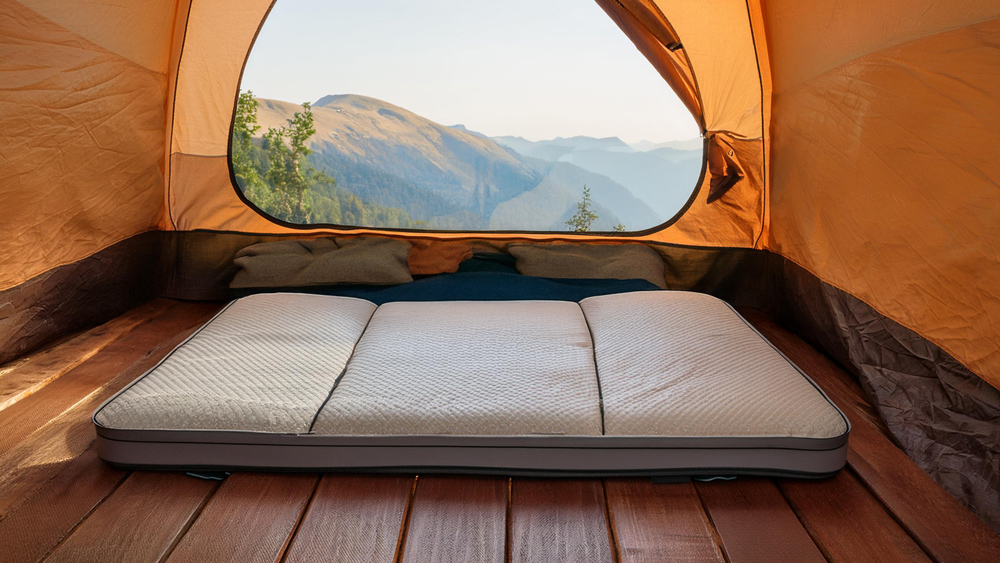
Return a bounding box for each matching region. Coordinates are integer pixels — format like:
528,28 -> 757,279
158,232 -> 773,303
764,0 -> 1000,388
759,0 -> 1000,528
0,234 -> 162,363
773,257 -> 1000,530
0,0 -> 178,290
0,0 -> 182,360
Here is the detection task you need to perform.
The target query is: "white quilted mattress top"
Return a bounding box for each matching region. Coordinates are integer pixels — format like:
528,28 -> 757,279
97,291 -> 846,440
95,294 -> 376,433
312,300 -> 604,436
581,292 -> 848,438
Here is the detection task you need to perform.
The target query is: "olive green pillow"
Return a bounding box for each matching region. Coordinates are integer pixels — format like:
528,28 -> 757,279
508,243 -> 667,288
230,236 -> 413,288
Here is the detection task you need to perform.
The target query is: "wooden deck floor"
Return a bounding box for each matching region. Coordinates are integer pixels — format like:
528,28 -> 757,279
0,299 -> 997,563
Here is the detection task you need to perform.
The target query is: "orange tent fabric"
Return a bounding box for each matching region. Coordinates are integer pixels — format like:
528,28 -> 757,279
762,1 -> 1000,383
0,0 -> 178,290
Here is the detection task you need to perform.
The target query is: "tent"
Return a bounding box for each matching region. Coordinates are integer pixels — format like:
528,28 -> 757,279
1,0 -> 997,529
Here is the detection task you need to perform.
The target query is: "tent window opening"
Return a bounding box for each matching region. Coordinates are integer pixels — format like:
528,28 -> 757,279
230,0 -> 702,233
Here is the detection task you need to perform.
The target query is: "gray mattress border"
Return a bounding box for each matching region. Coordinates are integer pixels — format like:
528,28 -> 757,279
95,434 -> 848,476
94,425 -> 848,451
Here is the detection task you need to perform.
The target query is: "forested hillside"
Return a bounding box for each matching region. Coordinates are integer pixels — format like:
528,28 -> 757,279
231,92 -> 417,227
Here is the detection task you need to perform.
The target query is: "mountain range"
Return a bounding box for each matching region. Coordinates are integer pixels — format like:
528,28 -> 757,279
253,94 -> 702,230
491,135 -> 703,219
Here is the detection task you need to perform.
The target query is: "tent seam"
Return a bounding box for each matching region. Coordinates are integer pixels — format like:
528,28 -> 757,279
165,0 -> 195,231
161,227 -> 758,251
744,0 -> 768,250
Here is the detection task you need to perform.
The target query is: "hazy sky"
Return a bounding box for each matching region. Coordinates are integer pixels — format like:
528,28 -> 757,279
241,0 -> 700,143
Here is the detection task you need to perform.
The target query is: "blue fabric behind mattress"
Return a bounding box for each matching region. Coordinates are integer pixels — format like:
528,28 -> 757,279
230,272 -> 660,305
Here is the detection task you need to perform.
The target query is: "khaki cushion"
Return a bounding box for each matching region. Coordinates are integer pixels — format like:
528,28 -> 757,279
508,243 -> 666,288
230,236 -> 413,288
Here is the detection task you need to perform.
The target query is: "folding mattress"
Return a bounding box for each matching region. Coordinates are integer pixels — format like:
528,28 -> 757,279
94,292 -> 850,477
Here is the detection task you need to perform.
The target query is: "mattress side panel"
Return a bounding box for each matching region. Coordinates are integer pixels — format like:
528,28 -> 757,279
95,435 -> 848,476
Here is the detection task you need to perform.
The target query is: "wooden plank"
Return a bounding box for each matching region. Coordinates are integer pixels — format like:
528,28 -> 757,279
605,479 -> 725,563
741,309 -> 1000,562
165,473 -> 318,563
0,299 -> 174,412
0,302 -> 220,519
44,471 -> 217,563
0,335 -> 71,380
400,477 -> 507,563
283,475 -> 413,563
695,478 -> 826,563
779,470 -> 932,563
0,301 -> 218,456
845,450 -> 1000,561
0,446 -> 127,563
508,479 -> 613,563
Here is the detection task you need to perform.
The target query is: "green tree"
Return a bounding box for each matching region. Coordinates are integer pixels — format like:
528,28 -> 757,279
233,91 -> 260,174
566,185 -> 599,232
613,223 -> 626,232
232,91 -> 270,204
262,102 -> 334,223
230,90 -> 415,228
